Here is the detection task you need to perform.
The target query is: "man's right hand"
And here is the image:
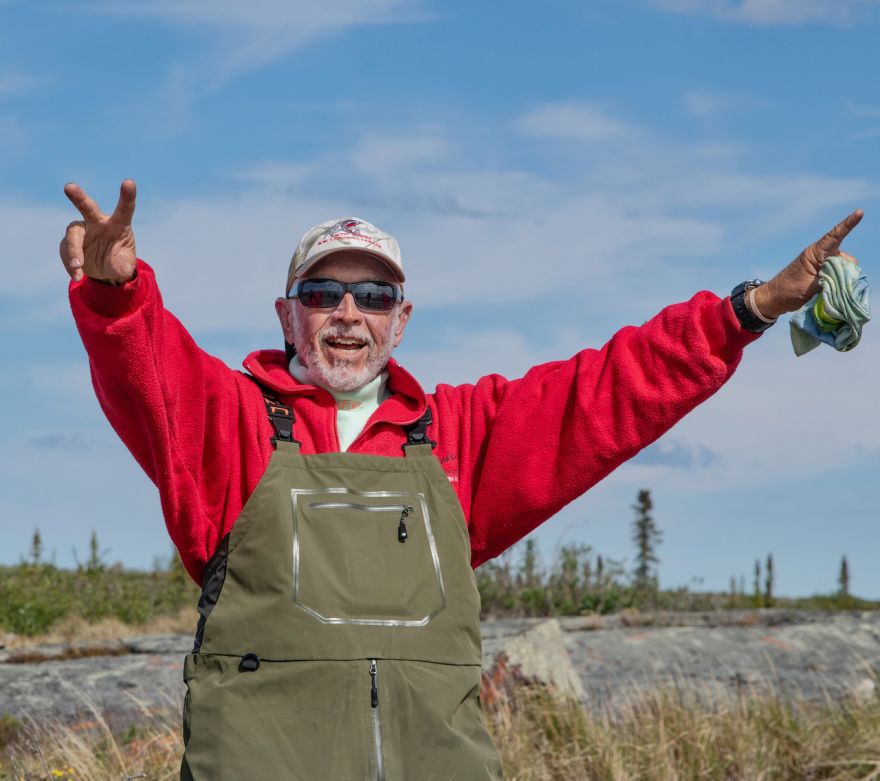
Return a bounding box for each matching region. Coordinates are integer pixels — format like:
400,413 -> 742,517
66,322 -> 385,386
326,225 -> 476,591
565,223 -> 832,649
61,179 -> 138,284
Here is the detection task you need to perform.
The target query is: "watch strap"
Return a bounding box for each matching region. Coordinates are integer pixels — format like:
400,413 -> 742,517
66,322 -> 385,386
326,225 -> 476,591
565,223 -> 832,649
730,280 -> 774,333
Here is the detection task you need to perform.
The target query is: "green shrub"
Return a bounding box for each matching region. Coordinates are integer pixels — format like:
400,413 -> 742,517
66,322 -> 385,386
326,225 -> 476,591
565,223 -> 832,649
0,542 -> 199,636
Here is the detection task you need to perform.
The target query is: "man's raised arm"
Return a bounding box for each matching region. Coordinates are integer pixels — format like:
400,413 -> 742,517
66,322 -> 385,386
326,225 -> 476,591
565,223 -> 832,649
459,209 -> 864,567
62,180 -> 272,583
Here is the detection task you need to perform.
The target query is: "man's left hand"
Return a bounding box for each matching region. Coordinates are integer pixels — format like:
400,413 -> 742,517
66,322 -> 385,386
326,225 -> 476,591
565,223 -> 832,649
753,209 -> 864,321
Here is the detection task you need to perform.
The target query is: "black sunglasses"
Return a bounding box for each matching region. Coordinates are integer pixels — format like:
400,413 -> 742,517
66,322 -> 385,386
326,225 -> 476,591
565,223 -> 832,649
288,278 -> 402,312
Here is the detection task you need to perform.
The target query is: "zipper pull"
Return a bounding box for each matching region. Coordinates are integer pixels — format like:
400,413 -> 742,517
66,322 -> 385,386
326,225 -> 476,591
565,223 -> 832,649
369,659 -> 379,708
397,506 -> 413,543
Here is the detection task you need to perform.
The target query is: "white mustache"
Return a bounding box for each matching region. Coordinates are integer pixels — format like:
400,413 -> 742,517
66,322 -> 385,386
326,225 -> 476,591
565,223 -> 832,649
320,324 -> 374,346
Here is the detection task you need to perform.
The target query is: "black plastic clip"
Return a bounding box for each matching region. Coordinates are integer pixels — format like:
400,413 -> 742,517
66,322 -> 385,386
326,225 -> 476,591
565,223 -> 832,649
403,407 -> 437,451
266,401 -> 294,445
239,652 -> 261,672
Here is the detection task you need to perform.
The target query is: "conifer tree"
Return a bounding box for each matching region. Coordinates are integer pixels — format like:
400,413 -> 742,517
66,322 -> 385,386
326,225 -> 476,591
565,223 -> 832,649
838,555 -> 850,598
753,559 -> 762,607
87,530 -> 105,574
632,489 -> 661,591
29,527 -> 42,566
595,554 -> 605,593
764,553 -> 774,608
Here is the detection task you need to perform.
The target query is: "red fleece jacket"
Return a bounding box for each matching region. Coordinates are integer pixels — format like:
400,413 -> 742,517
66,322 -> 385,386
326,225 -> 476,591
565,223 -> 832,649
69,260 -> 760,584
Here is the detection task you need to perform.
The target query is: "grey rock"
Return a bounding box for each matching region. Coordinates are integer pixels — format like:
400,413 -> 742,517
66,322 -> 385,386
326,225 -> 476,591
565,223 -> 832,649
4,610 -> 880,726
849,677 -> 877,705
482,619 -> 585,701
122,634 -> 193,654
0,653 -> 184,730
563,610 -> 880,713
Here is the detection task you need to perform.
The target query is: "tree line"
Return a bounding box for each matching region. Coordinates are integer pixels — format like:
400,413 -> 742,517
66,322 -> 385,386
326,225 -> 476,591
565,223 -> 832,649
4,496 -> 871,634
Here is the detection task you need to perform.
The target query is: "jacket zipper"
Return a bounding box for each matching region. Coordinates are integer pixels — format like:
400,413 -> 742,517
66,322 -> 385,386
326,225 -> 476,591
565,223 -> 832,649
369,659 -> 385,781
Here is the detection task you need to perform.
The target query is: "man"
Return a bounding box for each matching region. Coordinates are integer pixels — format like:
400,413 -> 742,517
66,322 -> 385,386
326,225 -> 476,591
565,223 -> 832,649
61,179 -> 863,780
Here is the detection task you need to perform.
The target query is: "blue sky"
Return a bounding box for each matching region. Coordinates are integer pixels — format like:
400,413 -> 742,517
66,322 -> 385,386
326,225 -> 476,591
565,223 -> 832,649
1,0 -> 879,596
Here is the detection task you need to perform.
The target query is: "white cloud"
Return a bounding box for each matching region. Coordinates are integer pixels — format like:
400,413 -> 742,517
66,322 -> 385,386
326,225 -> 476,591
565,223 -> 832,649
850,127 -> 880,142
96,0 -> 419,28
82,0 -> 432,90
112,188 -> 723,331
0,203 -> 80,296
26,363 -> 95,400
517,103 -> 637,142
0,69 -> 41,98
6,105 -> 871,337
646,0 -> 880,25
396,326 -> 588,391
843,101 -> 880,144
232,162 -> 313,191
844,100 -> 880,120
352,132 -> 451,180
632,328 -> 880,491
681,89 -> 766,119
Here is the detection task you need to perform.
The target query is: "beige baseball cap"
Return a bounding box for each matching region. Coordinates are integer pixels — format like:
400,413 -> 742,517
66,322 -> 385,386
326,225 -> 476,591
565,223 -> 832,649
286,217 -> 404,295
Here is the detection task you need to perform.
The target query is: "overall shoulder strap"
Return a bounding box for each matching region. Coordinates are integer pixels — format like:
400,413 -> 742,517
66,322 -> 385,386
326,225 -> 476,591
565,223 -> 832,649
240,372 -> 300,448
402,406 -> 437,457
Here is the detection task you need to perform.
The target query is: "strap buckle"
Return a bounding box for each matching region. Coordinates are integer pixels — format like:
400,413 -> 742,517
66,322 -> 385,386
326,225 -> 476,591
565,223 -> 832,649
265,399 -> 296,446
403,407 -> 437,451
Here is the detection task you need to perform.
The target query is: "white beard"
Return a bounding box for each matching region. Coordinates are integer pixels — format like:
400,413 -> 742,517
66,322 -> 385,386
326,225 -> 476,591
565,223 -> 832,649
291,305 -> 399,392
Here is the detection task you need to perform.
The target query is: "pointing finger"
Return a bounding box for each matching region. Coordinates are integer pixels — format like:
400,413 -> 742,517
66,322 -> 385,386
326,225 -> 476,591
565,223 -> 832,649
816,209 -> 864,253
64,182 -> 105,223
110,178 -> 137,225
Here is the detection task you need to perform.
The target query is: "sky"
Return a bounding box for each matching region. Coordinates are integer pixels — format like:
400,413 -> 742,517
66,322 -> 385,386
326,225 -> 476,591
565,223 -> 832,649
1,0 -> 879,597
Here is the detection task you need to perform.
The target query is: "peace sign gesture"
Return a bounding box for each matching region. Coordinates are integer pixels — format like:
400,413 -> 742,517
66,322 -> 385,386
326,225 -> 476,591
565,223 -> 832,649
753,209 -> 864,320
60,179 -> 138,284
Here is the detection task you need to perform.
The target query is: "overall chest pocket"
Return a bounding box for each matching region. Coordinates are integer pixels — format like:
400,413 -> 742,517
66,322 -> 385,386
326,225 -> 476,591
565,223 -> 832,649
291,488 -> 448,626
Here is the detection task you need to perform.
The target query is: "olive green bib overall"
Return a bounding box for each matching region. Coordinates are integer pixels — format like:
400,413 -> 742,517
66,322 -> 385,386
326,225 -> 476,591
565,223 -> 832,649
180,392 -> 503,780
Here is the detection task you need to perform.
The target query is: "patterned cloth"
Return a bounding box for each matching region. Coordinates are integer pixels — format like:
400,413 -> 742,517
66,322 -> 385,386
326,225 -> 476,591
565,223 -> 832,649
789,256 -> 870,356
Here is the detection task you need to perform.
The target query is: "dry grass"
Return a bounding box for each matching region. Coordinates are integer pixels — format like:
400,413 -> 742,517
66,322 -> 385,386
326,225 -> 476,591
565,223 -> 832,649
488,685 -> 880,780
0,695 -> 183,781
3,684 -> 880,780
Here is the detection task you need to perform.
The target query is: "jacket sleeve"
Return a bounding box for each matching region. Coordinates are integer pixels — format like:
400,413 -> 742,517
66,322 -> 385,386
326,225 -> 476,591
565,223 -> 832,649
446,291 -> 761,568
68,260 -> 272,584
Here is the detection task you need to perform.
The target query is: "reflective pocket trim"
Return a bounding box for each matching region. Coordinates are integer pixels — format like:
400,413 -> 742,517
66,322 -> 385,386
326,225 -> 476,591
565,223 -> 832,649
291,488 -> 448,627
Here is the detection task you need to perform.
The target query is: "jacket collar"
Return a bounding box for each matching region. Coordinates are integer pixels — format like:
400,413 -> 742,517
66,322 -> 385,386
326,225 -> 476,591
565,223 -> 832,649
241,350 -> 427,426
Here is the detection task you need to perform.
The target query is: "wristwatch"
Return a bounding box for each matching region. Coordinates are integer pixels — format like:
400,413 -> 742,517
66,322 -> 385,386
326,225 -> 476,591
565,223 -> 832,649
730,279 -> 775,333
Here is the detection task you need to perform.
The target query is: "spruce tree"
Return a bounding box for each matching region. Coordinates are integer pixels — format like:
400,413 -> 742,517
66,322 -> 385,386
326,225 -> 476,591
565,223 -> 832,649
29,527 -> 42,566
632,489 -> 661,591
764,553 -> 774,608
838,555 -> 850,599
87,530 -> 105,574
753,559 -> 762,607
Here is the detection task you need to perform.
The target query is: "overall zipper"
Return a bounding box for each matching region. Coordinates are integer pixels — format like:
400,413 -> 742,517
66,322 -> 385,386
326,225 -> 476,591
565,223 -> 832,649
369,659 -> 385,781
308,502 -> 414,544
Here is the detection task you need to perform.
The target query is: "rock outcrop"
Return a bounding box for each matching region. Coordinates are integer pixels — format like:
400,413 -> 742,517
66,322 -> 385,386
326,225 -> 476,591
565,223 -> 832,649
2,610 -> 879,729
